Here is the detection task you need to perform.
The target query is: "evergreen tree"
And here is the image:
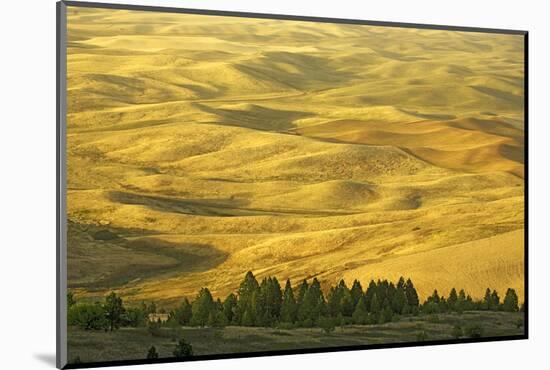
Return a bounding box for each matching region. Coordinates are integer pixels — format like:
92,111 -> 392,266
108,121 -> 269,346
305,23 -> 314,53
352,296 -> 368,324
456,289 -> 467,313
423,290 -> 441,314
350,280 -> 364,307
207,311 -> 217,327
364,280 -> 377,309
223,293 -> 238,324
147,346 -> 159,359
429,290 -> 441,304
326,286 -> 339,317
257,277 -> 283,325
340,288 -> 355,317
380,299 -> 393,324
377,279 -> 389,304
236,271 -> 260,323
391,286 -> 407,314
387,282 -> 397,309
298,278 -> 325,325
405,279 -> 419,308
191,288 -> 214,327
370,292 -> 381,315
280,279 -> 298,323
104,292 -> 125,331
502,288 -> 519,312
173,339 -> 193,357
170,298 -> 192,326
297,279 -> 309,306
448,288 -> 458,310
241,309 -> 254,326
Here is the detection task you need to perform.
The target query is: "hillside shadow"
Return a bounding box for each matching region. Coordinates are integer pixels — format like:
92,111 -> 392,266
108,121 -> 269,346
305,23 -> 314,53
108,191 -> 252,217
194,102 -> 312,132
68,224 -> 228,290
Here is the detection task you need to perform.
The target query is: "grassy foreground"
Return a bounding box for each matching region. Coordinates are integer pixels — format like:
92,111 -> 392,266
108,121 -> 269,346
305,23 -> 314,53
67,311 -> 524,364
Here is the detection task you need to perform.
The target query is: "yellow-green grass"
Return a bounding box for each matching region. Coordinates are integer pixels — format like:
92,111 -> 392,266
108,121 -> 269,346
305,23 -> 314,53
67,311 -> 524,364
66,7 -> 525,306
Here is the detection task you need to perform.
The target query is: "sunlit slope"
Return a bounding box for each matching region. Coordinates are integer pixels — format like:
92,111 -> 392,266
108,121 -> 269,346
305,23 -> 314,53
295,117 -> 524,177
66,7 -> 525,304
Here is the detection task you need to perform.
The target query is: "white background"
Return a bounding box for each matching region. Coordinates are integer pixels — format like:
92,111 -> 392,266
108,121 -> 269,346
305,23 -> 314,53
0,0 -> 547,368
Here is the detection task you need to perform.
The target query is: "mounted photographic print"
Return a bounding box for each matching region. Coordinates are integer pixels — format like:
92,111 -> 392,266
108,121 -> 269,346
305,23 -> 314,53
56,1 -> 528,368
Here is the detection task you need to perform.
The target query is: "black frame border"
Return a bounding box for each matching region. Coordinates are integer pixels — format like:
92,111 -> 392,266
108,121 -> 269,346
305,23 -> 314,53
56,1 -> 529,369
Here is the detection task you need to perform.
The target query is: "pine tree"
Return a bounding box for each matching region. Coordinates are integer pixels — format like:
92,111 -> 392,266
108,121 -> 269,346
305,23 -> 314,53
391,286 -> 407,314
350,280 -> 363,307
380,299 -> 393,324
257,277 -> 283,325
430,290 -> 441,304
327,286 -> 341,317
502,288 -> 519,312
352,296 -> 368,324
297,279 -> 309,306
340,288 -> 354,317
387,282 -> 397,309
405,279 -> 419,308
241,309 -> 254,326
104,292 -> 125,331
448,288 -> 458,310
280,279 -> 297,323
298,278 -> 325,325
191,288 -> 214,327
364,280 -> 377,309
223,293 -> 238,324
236,271 -> 259,324
456,289 -> 467,313
370,292 -> 381,314
170,298 -> 192,326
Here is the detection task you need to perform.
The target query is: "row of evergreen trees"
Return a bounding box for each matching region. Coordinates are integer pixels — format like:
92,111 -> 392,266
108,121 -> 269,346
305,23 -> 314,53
67,272 -> 522,331
168,272 -> 521,328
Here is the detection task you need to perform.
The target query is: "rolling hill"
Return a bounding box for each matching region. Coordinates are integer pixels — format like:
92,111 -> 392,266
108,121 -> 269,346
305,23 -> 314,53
66,6 -> 525,306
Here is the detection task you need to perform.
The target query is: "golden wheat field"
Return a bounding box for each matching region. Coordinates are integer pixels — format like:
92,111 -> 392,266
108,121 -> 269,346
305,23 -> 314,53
66,7 -> 525,305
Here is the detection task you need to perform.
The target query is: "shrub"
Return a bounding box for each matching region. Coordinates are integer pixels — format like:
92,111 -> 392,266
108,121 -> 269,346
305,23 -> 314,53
68,303 -> 107,330
147,346 -> 159,359
173,339 -> 193,357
